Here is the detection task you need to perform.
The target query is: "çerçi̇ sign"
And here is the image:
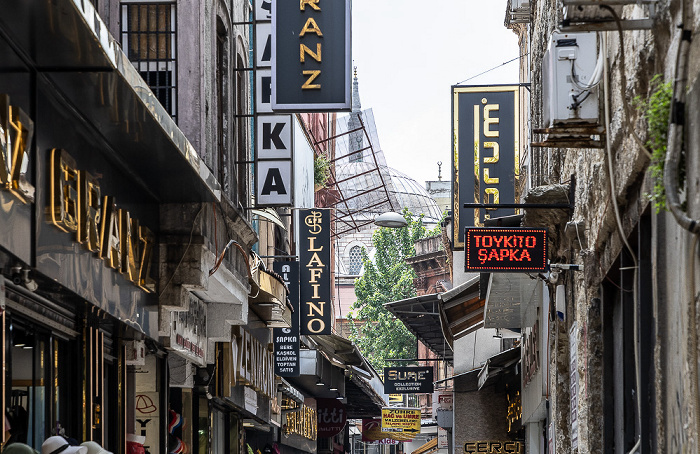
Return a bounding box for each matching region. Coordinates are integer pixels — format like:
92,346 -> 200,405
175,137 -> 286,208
463,441 -> 523,454
384,367 -> 434,394
464,228 -> 547,272
299,209 -> 332,335
272,0 -> 351,111
381,408 -> 421,434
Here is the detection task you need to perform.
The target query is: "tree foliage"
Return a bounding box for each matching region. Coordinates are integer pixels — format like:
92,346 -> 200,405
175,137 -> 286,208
348,209 -> 432,371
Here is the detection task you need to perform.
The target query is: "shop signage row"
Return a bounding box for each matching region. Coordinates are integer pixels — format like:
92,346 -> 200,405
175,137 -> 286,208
464,228 -> 547,272
284,405 -> 318,440
273,261 -> 300,376
167,294 -> 207,365
47,148 -> 156,292
299,209 -> 332,335
0,94 -> 34,204
232,327 -> 275,399
361,419 -> 411,443
317,398 -> 346,438
463,441 -> 523,454
383,366 -> 434,394
452,86 -> 520,249
272,0 -> 351,111
255,0 -> 293,207
380,407 -> 421,434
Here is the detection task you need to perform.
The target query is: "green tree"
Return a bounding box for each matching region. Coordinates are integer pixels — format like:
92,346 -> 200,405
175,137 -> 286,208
348,209 -> 431,371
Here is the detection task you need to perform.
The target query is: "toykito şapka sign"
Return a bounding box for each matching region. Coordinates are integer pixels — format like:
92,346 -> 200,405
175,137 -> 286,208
464,228 -> 547,272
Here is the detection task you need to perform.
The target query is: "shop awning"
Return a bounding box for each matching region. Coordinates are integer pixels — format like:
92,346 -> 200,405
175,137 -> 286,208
384,294 -> 453,361
484,273 -> 543,329
453,347 -> 521,393
0,0 -> 220,203
411,437 -> 438,454
439,276 -> 485,345
344,366 -> 386,419
309,333 -> 368,370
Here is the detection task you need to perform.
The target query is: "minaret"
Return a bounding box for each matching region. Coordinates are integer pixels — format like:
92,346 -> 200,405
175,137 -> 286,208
348,67 -> 364,163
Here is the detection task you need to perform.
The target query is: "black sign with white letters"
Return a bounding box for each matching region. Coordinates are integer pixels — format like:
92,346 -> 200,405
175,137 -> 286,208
384,367 -> 434,394
299,209 -> 331,335
273,261 -> 300,377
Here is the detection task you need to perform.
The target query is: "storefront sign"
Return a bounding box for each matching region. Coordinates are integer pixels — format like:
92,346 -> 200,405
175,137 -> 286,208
570,323 -> 579,450
381,408 -> 421,434
0,94 -> 35,204
384,366 -> 434,394
231,327 -> 275,399
522,319 -> 540,386
506,388 -> 521,434
272,0 -> 351,111
168,294 -> 207,365
438,427 -> 449,449
317,398 -> 346,438
361,419 -> 411,443
452,86 -> 520,248
299,209 -> 331,335
46,148 -> 156,292
284,405 -> 318,440
273,261 -> 300,376
465,228 -> 547,272
463,441 -> 523,453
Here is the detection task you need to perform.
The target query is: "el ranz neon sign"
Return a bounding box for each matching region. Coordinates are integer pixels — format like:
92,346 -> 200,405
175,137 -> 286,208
465,228 -> 547,272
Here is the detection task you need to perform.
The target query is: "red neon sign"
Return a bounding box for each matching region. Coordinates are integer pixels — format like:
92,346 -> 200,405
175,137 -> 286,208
464,228 -> 548,272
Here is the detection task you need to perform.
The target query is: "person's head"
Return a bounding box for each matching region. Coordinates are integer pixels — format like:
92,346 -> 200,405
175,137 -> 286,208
3,443 -> 39,454
41,437 -> 87,454
79,442 -> 112,454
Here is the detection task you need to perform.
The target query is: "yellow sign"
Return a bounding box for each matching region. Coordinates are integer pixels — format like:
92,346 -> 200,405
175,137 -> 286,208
388,394 -> 404,404
381,408 -> 421,434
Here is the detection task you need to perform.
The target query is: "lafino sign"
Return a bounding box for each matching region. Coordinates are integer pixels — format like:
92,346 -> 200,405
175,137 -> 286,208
464,227 -> 547,272
272,0 -> 351,111
299,209 -> 332,335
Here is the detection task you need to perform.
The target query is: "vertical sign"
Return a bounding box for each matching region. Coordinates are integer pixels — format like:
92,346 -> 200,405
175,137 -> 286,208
255,0 -> 293,206
272,0 -> 351,111
299,209 -> 331,335
452,85 -> 520,249
570,323 -> 579,450
273,261 -> 300,376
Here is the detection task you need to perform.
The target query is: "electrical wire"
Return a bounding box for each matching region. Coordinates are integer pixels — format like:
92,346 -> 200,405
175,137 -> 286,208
602,31 -> 642,454
454,53 -> 529,85
159,205 -> 205,298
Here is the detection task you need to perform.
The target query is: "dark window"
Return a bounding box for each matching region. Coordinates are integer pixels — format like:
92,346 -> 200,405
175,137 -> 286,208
235,55 -> 249,209
121,2 -> 177,122
216,19 -> 229,195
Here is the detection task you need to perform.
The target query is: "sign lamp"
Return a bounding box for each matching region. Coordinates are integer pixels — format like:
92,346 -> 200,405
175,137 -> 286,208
374,212 -> 407,228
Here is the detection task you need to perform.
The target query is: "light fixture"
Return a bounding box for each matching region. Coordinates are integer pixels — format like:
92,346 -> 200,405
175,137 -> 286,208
329,385 -> 338,392
316,379 -> 325,386
374,212 -> 407,228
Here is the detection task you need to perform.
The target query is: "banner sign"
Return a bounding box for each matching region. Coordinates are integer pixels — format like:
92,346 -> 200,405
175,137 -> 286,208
452,85 -> 520,249
272,0 -> 351,111
361,419 -> 407,443
255,0 -> 293,206
273,261 -> 300,376
381,408 -> 421,434
464,228 -> 547,272
299,209 -> 332,335
383,367 -> 434,394
317,398 -> 347,438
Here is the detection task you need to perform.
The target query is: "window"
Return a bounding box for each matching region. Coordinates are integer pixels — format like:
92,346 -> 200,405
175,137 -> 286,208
348,245 -> 362,275
216,19 -> 229,195
121,2 -> 177,122
235,54 -> 249,209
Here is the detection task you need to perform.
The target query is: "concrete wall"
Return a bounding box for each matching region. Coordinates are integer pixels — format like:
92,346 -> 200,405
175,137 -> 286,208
453,384 -> 510,454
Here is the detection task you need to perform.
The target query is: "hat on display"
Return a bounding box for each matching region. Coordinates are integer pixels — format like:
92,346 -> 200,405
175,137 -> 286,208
79,442 -> 113,454
3,443 -> 39,454
41,437 -> 87,454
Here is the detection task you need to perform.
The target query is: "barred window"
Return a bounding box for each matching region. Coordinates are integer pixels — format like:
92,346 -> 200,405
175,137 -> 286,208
348,246 -> 363,275
121,2 -> 177,122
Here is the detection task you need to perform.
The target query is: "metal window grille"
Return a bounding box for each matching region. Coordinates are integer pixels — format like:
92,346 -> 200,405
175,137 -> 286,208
120,2 -> 177,122
349,245 -> 362,275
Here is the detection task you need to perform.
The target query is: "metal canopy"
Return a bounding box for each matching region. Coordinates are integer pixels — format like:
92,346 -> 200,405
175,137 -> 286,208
484,273 -> 542,329
385,294 -> 453,362
0,0 -> 221,203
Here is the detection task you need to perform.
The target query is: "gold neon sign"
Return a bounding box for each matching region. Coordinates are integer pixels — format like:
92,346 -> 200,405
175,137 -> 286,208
46,148 -> 155,292
0,94 -> 35,204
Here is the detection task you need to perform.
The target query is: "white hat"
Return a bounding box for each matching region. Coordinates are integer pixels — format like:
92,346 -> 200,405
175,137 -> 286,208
41,437 -> 88,454
80,442 -> 113,454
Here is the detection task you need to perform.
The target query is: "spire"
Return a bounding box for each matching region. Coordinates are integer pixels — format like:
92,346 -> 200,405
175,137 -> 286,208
352,66 -> 361,113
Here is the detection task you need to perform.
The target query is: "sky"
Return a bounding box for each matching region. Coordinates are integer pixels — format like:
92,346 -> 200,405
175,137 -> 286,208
350,0 -> 520,185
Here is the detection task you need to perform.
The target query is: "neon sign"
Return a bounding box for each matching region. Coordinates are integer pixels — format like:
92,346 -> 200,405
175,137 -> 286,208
465,228 -> 547,272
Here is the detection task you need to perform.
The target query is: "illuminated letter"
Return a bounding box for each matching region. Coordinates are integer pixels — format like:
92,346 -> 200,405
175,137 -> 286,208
137,225 -> 156,292
484,104 -> 500,137
306,252 -> 325,268
307,318 -> 325,334
99,196 -> 121,270
302,70 -> 321,89
307,301 -> 325,317
299,18 -> 323,37
47,148 -> 79,233
0,96 -> 35,203
300,0 -> 320,10
120,210 -> 137,283
308,236 -> 323,251
483,141 -> 499,164
309,268 -> 323,282
484,188 -> 499,204
483,168 -> 499,184
300,43 -> 322,63
78,170 -> 102,251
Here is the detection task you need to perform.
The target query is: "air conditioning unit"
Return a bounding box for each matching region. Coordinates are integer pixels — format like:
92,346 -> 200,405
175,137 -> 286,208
542,31 -> 600,128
